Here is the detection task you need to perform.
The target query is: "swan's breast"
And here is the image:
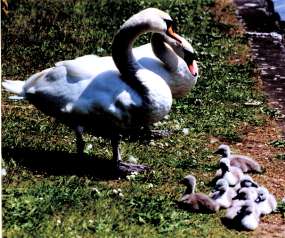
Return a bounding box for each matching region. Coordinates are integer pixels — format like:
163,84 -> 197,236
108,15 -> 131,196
136,68 -> 172,122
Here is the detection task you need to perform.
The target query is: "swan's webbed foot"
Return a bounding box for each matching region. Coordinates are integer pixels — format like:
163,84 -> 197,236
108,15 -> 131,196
111,134 -> 149,177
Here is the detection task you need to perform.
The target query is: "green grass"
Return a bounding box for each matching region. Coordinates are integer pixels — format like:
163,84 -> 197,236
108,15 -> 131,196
1,0 -> 267,237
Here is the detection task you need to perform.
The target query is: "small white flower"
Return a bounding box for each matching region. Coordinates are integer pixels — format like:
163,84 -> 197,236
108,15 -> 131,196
128,155 -> 138,164
1,168 -> 7,176
127,172 -> 137,180
153,121 -> 162,127
56,219 -> 61,225
149,140 -> 156,146
147,183 -> 154,189
86,144 -> 93,150
89,219 -> 94,223
117,188 -> 122,193
91,187 -> 100,195
118,192 -> 124,198
164,115 -> 170,120
84,144 -> 93,153
182,128 -> 190,135
113,189 -> 118,194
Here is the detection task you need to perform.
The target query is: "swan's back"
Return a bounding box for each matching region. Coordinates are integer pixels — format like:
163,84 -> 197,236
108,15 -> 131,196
179,193 -> 219,213
18,58 -> 145,132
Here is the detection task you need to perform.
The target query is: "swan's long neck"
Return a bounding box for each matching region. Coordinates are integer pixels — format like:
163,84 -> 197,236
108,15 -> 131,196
112,21 -> 151,97
151,33 -> 178,72
112,26 -> 143,76
111,9 -> 173,124
184,179 -> 195,195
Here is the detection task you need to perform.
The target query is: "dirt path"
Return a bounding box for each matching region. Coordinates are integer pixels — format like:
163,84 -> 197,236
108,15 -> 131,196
234,0 -> 285,137
232,0 -> 285,236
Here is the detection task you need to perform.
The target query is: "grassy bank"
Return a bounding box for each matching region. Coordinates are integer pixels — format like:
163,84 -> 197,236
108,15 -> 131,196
2,0 -> 268,237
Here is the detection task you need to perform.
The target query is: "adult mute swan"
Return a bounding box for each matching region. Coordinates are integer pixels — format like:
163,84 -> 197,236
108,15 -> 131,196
57,32 -> 199,99
134,32 -> 198,98
2,8 -> 181,174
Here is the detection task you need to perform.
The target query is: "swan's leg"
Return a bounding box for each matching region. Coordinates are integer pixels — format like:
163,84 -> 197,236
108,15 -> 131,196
111,134 -> 149,175
111,134 -> 122,168
74,125 -> 85,158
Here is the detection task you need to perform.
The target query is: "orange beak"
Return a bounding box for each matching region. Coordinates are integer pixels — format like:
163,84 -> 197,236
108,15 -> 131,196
166,26 -> 182,44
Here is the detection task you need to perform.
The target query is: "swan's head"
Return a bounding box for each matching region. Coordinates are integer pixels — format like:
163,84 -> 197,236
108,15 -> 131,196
214,144 -> 231,158
234,187 -> 258,201
169,34 -> 198,77
240,175 -> 258,188
219,157 -> 230,172
121,8 -> 182,44
214,178 -> 229,191
151,33 -> 198,77
181,174 -> 196,193
255,187 -> 269,203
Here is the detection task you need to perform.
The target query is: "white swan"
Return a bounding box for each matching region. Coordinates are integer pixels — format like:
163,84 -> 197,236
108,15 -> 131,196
234,174 -> 259,192
2,8 -> 182,174
226,186 -> 259,220
255,187 -> 277,215
233,200 -> 261,230
134,32 -> 198,98
214,144 -> 262,173
215,157 -> 243,186
58,32 -> 198,99
178,175 -> 220,213
210,178 -> 236,208
225,194 -> 261,230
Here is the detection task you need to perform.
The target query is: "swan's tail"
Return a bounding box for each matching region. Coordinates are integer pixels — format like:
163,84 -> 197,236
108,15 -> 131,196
2,80 -> 25,100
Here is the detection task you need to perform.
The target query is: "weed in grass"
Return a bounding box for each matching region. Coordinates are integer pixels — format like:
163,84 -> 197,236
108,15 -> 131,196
278,200 -> 285,218
276,154 -> 285,160
270,139 -> 285,148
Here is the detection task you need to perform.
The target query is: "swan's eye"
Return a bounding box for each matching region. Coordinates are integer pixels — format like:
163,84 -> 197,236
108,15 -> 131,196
165,20 -> 182,44
165,19 -> 173,29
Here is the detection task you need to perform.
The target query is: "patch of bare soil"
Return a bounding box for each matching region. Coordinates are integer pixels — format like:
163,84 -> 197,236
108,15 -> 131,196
237,120 -> 285,237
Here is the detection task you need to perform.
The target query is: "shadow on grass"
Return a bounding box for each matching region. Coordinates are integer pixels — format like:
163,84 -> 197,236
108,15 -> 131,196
220,217 -> 253,232
2,146 -> 123,180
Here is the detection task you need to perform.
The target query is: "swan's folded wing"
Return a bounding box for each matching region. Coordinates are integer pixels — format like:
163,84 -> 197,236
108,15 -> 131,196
55,56 -> 116,82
